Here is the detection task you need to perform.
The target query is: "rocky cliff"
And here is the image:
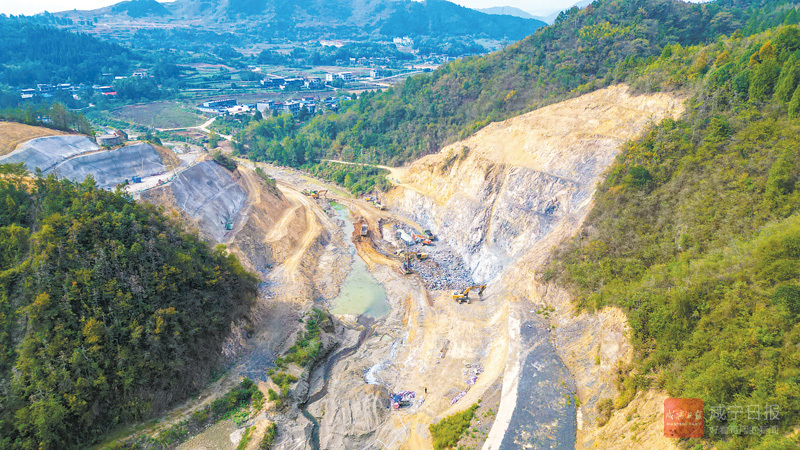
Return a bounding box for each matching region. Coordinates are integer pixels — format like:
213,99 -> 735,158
319,84 -> 687,449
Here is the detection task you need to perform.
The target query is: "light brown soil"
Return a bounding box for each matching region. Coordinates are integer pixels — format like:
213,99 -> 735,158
0,122 -> 66,155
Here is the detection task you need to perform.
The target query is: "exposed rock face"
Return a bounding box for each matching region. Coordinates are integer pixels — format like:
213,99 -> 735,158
350,85 -> 684,449
386,85 -> 685,284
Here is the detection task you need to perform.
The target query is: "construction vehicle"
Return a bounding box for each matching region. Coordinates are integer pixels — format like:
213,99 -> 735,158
543,198 -> 560,215
452,285 -> 487,303
364,195 -> 387,210
360,222 -> 369,237
396,250 -> 428,261
401,258 -> 412,274
412,234 -> 433,245
224,219 -> 233,230
317,189 -> 328,199
423,229 -> 435,241
132,176 -> 142,183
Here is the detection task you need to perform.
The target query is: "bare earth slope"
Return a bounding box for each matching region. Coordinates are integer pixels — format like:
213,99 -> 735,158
0,122 -> 65,155
314,85 -> 684,449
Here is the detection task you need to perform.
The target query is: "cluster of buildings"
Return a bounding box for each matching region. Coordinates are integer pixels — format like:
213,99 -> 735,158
256,98 -> 318,115
17,70 -> 154,100
334,57 -> 402,67
19,83 -> 98,100
260,76 -> 324,90
197,96 -> 351,117
257,68 -> 398,91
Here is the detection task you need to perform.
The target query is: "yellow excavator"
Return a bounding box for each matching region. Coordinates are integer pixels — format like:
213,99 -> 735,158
302,189 -> 328,199
397,251 -> 428,261
452,285 -> 487,303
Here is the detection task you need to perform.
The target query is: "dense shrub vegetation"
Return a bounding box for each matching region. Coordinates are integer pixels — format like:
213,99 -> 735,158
429,403 -> 479,450
0,168 -> 258,448
306,163 -> 391,196
1,103 -> 93,134
212,150 -> 238,171
548,23 -> 800,447
259,422 -> 278,449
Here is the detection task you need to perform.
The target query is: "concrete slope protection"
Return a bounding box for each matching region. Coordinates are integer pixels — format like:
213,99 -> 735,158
53,143 -> 167,189
167,161 -> 247,243
0,135 -> 171,190
0,135 -> 98,172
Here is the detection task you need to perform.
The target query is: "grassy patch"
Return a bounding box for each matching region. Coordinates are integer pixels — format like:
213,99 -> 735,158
275,309 -> 327,369
236,426 -> 254,450
259,423 -> 278,449
429,403 -> 479,450
265,309 -> 329,408
114,378 -> 263,449
111,101 -> 204,129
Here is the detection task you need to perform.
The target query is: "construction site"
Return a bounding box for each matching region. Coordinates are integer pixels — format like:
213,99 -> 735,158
0,84 -> 687,449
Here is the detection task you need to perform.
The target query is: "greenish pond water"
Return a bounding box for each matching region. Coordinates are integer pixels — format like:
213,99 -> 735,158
329,205 -> 390,318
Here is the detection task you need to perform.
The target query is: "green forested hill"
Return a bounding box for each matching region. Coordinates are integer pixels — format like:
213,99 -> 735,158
0,166 -> 257,448
0,16 -> 139,87
547,23 -> 800,448
236,0 -> 800,170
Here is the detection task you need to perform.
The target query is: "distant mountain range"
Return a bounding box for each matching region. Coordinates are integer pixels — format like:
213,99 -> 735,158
55,0 -> 546,41
478,6 -> 535,19
480,0 -> 594,24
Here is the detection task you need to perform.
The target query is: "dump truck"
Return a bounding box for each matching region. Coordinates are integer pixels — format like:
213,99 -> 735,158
452,285 -> 487,303
132,176 -> 142,183
360,222 -> 369,237
224,219 -> 233,230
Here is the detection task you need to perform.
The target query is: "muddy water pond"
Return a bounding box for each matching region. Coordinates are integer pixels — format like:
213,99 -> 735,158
329,204 -> 390,318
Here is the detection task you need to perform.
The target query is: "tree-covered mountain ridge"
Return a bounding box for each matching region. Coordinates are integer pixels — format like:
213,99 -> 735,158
0,166 -> 258,448
54,0 -> 546,41
233,0 -> 800,174
545,16 -> 800,450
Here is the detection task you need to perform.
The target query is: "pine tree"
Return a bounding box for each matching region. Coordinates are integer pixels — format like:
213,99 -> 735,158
789,85 -> 800,118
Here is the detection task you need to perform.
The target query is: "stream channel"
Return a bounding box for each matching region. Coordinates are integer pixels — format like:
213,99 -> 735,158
300,203 -> 390,449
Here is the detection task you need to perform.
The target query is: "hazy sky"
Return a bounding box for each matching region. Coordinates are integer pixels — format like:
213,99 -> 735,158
1,0 -> 582,18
